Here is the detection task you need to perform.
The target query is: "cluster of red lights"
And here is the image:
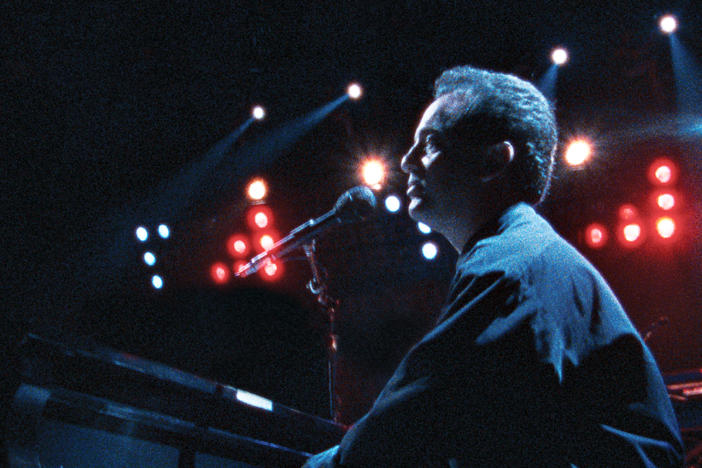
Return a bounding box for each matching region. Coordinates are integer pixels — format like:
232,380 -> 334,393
584,159 -> 682,250
210,179 -> 283,284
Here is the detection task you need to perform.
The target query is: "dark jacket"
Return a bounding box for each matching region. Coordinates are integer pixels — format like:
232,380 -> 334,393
335,203 -> 683,467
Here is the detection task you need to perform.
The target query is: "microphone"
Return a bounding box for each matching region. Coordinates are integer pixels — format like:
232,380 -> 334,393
235,186 -> 377,278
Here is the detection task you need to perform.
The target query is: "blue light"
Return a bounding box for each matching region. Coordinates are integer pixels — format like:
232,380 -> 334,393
143,251 -> 156,266
417,222 -> 431,234
384,195 -> 401,213
422,242 -> 438,260
151,275 -> 163,289
135,226 -> 149,242
157,224 -> 170,239
236,389 -> 273,411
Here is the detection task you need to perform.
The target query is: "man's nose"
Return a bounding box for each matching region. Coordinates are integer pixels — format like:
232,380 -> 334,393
400,145 -> 420,174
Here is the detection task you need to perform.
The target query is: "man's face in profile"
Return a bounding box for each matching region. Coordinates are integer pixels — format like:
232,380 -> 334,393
401,95 -> 481,233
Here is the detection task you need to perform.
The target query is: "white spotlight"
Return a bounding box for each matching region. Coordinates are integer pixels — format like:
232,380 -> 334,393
347,83 -> 363,100
421,242 -> 438,260
135,226 -> 149,242
417,222 -> 432,234
151,274 -> 164,289
143,251 -> 156,266
551,47 -> 569,66
384,195 -> 401,213
252,105 -> 266,120
157,224 -> 170,239
659,15 -> 678,34
564,139 -> 593,166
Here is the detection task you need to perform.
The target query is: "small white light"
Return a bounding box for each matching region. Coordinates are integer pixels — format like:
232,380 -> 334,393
135,226 -> 149,242
659,15 -> 678,34
422,242 -> 438,260
252,105 -> 266,120
417,222 -> 432,234
151,275 -> 164,289
236,389 -> 273,411
143,251 -> 156,266
347,83 -> 363,100
564,139 -> 592,166
551,47 -> 569,66
361,159 -> 385,187
384,195 -> 401,213
157,224 -> 170,239
247,179 -> 267,201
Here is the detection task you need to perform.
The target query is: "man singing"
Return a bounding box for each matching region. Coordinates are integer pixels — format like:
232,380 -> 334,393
304,66 -> 683,467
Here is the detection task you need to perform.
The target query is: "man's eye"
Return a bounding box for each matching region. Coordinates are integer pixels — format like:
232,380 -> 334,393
425,137 -> 439,152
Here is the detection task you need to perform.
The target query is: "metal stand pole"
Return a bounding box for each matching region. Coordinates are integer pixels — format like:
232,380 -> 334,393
303,240 -> 340,423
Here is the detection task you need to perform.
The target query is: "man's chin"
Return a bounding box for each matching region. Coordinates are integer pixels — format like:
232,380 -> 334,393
407,200 -> 428,224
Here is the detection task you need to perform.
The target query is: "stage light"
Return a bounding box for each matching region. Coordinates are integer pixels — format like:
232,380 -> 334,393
656,217 -> 676,238
157,224 -> 170,239
246,205 -> 273,230
261,260 -> 283,281
247,178 -> 268,201
143,251 -> 156,266
656,192 -> 676,210
618,203 -> 639,220
648,159 -> 677,185
618,222 -> 645,248
135,226 -> 149,242
361,158 -> 385,187
584,223 -> 608,249
252,105 -> 266,120
551,47 -> 569,66
417,222 -> 432,234
233,261 -> 247,275
254,212 -> 268,228
210,262 -> 230,284
623,224 -> 641,242
236,389 -> 273,411
347,83 -> 363,100
226,234 -> 250,257
422,242 -> 438,260
564,139 -> 592,166
659,14 -> 678,34
384,195 -> 401,213
259,233 -> 275,251
151,274 -> 163,289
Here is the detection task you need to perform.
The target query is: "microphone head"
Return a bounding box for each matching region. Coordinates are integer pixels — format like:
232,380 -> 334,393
334,186 -> 377,223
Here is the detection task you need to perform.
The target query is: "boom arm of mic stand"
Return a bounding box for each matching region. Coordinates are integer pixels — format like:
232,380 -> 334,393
303,240 -> 340,423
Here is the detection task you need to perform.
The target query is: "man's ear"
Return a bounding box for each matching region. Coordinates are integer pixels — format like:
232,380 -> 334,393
479,141 -> 515,181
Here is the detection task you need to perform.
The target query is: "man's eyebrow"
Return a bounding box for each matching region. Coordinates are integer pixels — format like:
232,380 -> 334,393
414,128 -> 439,141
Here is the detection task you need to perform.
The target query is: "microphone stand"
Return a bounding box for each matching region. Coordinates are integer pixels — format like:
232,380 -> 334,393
303,239 -> 340,423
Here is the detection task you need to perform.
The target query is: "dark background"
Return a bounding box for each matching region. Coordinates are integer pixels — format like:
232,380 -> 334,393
4,1 -> 701,423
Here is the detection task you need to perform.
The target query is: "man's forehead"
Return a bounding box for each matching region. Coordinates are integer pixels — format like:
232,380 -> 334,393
415,93 -> 474,138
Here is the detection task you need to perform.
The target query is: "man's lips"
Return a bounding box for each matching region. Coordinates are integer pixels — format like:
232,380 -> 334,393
407,183 -> 423,198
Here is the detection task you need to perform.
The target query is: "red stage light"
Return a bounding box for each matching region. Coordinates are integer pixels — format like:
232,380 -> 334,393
233,261 -> 247,275
261,260 -> 283,281
648,158 -> 677,185
584,223 -> 608,249
255,231 -> 279,252
254,212 -> 268,228
623,224 -> 641,242
655,217 -> 676,239
618,204 -> 639,221
210,262 -> 231,284
246,205 -> 274,230
654,192 -> 676,211
226,234 -> 250,257
618,221 -> 644,247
